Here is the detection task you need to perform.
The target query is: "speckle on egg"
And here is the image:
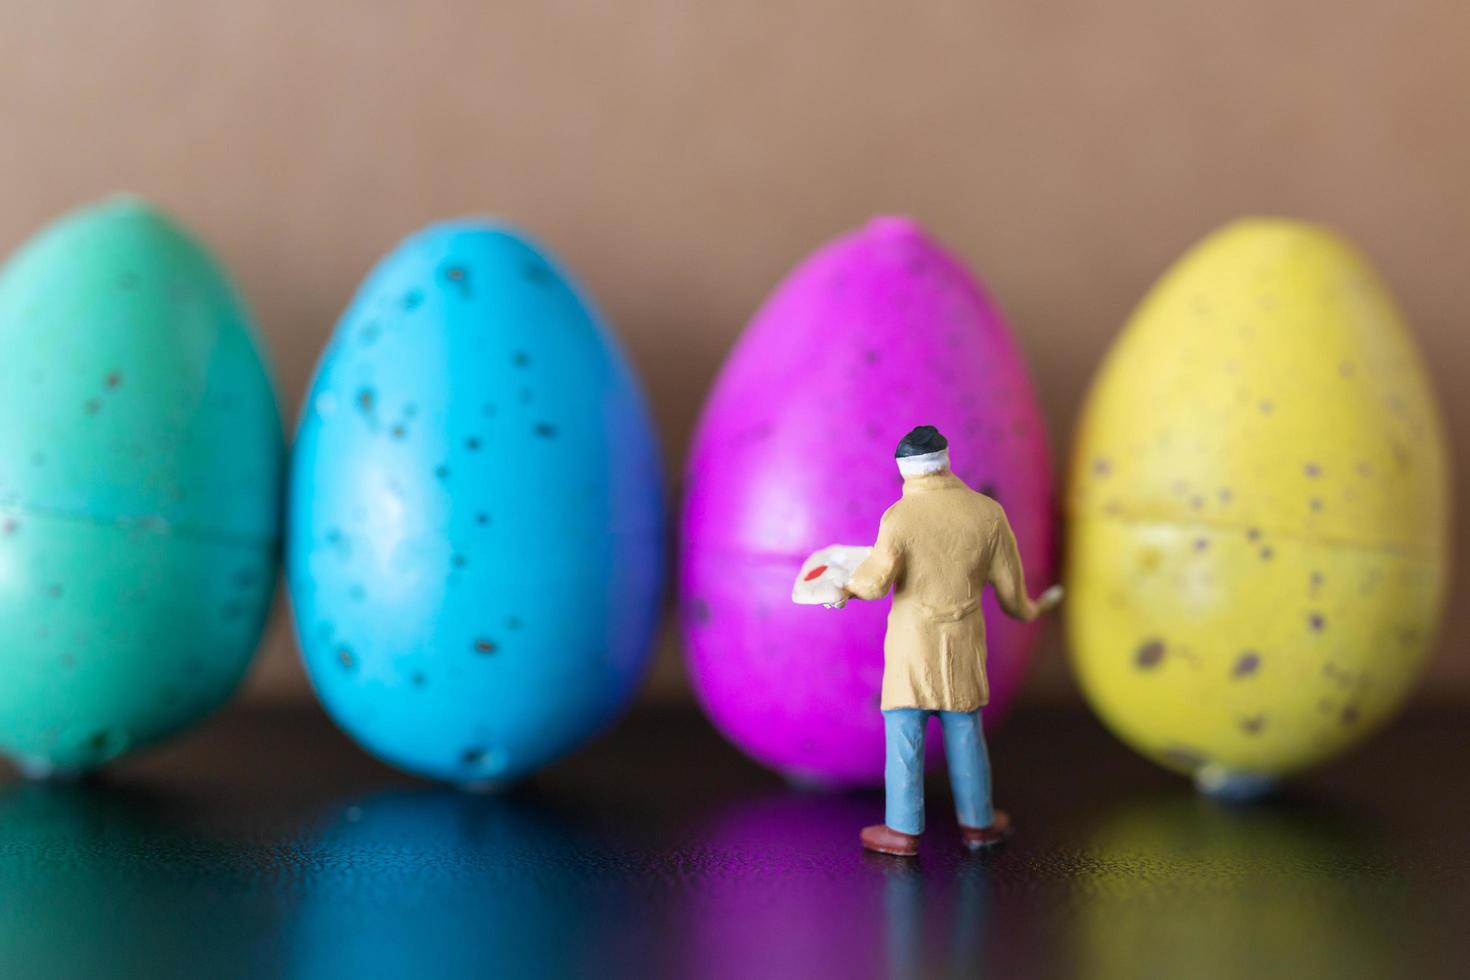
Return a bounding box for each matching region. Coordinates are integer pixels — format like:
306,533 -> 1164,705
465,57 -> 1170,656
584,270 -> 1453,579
443,266 -> 471,298
1135,639 -> 1166,669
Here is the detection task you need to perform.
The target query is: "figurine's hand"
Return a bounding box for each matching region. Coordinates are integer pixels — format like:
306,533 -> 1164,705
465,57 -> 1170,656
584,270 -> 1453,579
824,586 -> 853,610
1034,585 -> 1063,617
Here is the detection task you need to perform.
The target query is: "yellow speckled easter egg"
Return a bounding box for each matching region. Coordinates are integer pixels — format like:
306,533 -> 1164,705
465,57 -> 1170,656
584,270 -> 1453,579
1066,219 -> 1451,797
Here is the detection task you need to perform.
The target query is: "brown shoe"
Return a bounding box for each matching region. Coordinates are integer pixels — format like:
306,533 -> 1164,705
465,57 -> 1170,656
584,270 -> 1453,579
959,810 -> 1013,850
861,824 -> 920,856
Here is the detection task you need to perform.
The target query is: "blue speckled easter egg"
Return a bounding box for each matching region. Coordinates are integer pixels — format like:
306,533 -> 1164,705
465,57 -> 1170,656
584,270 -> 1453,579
288,220 -> 665,786
0,196 -> 283,774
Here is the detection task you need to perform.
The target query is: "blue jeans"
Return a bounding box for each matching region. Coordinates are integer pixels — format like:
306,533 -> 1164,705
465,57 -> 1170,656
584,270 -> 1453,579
883,709 -> 993,835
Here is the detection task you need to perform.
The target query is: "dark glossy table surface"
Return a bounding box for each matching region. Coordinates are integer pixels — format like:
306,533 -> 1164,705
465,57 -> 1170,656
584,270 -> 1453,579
2,702 -> 1468,980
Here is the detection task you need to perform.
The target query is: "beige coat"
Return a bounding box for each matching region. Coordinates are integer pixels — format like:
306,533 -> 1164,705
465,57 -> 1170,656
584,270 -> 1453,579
847,471 -> 1034,712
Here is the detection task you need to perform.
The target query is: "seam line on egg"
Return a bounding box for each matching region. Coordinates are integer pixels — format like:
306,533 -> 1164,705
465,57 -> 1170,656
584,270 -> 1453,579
0,499 -> 278,549
684,544 -> 851,563
1067,509 -> 1443,563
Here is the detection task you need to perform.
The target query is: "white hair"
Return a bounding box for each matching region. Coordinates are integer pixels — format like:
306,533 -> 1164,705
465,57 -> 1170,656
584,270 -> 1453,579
896,448 -> 950,478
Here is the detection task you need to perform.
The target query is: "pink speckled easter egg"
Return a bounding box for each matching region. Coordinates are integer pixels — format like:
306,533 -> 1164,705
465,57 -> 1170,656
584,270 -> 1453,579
680,216 -> 1054,786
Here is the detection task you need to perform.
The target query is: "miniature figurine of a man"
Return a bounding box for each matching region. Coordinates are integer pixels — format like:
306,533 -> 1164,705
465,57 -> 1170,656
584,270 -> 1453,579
840,425 -> 1060,857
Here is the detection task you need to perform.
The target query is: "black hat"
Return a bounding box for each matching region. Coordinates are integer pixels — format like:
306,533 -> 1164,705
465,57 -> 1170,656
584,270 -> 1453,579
895,425 -> 948,458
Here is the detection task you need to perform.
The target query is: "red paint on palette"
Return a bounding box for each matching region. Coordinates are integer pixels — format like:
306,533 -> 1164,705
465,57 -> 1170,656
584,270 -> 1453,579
803,564 -> 828,582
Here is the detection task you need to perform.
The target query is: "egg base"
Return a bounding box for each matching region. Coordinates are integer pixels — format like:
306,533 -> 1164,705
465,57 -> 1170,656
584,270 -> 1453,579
14,757 -> 88,782
1194,765 -> 1277,802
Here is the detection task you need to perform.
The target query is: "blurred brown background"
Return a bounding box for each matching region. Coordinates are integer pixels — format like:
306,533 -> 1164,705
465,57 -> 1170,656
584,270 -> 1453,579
0,1 -> 1463,705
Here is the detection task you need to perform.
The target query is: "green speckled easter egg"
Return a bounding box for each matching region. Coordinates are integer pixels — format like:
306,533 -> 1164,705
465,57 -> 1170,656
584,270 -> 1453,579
0,196 -> 282,774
